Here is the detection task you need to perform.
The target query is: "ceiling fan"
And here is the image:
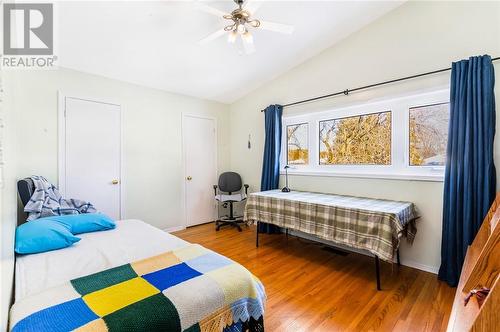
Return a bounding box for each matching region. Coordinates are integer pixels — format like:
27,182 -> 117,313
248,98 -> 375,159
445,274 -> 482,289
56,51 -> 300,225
197,0 -> 294,54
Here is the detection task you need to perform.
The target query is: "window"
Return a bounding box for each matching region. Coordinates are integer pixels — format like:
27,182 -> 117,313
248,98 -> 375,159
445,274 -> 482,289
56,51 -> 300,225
281,89 -> 450,181
319,111 -> 391,165
409,103 -> 449,166
287,123 -> 308,165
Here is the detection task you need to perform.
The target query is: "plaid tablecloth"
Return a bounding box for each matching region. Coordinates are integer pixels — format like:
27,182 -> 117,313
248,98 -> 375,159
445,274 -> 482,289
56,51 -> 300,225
244,190 -> 418,262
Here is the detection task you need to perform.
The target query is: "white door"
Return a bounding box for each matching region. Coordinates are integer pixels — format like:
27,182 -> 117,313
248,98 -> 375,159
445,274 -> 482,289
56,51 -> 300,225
62,97 -> 121,220
183,115 -> 217,227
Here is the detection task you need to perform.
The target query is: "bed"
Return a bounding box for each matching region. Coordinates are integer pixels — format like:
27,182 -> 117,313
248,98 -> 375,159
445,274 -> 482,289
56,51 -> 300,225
10,219 -> 265,331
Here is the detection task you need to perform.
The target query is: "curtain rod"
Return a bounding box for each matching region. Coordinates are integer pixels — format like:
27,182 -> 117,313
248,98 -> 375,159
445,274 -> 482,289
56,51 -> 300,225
261,56 -> 500,112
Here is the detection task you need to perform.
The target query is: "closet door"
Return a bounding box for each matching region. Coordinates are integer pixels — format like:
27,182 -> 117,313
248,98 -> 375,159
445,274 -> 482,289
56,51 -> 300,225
183,114 -> 217,226
62,97 -> 121,219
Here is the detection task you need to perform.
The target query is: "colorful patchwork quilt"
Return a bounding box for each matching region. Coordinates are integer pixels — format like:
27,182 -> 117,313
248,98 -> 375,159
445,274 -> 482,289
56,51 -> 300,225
10,244 -> 266,332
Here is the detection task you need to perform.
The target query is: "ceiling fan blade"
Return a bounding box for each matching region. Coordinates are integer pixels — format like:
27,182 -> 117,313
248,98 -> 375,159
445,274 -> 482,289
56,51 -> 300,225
195,2 -> 227,18
259,20 -> 294,34
243,0 -> 262,15
199,29 -> 226,45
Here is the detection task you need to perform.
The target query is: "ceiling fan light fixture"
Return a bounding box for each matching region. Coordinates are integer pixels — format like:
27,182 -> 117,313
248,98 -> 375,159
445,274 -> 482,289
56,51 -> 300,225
236,23 -> 246,34
228,31 -> 237,44
241,31 -> 253,44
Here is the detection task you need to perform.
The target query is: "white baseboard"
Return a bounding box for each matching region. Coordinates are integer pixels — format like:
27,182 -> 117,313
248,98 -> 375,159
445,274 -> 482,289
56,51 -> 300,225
400,259 -> 439,274
163,225 -> 186,233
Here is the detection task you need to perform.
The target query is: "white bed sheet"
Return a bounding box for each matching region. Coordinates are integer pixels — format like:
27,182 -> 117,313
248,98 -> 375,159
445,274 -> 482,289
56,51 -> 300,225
15,219 -> 189,301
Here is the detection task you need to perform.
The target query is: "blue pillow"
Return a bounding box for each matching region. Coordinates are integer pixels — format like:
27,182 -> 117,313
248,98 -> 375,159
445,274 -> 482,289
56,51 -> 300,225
15,219 -> 81,254
40,213 -> 116,234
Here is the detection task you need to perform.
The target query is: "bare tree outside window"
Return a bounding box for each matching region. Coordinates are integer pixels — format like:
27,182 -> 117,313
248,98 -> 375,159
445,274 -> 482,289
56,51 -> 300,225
409,103 -> 450,166
287,123 -> 308,164
319,111 -> 392,165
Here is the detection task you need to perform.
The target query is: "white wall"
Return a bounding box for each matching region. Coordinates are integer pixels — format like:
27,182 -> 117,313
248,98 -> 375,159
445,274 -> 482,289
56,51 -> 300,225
0,70 -> 17,331
3,68 -> 230,231
229,1 -> 500,273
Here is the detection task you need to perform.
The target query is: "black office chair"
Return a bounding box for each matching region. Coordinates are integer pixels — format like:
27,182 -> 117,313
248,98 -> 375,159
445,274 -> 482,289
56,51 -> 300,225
17,178 -> 36,223
213,172 -> 249,232
18,178 -> 35,207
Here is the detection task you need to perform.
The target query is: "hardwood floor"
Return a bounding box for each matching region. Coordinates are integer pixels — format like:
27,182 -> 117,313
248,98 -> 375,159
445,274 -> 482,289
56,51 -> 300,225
174,223 -> 455,332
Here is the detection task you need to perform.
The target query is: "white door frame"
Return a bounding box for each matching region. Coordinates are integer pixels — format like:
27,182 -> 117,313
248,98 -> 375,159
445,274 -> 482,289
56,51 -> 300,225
181,113 -> 218,228
57,91 -> 125,219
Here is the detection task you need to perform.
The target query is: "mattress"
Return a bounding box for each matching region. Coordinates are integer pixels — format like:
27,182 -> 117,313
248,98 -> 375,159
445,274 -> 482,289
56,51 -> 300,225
15,219 -> 189,301
11,219 -> 265,332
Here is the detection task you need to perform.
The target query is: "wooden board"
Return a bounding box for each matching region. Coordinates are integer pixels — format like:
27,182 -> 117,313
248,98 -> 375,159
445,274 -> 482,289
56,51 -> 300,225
447,193 -> 500,332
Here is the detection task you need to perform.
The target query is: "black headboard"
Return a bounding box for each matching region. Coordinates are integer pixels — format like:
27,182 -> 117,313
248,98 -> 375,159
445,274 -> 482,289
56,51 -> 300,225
17,178 -> 35,207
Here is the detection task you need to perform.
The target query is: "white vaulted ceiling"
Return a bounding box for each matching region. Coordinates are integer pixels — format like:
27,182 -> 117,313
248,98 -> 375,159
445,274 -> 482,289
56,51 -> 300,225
57,1 -> 404,103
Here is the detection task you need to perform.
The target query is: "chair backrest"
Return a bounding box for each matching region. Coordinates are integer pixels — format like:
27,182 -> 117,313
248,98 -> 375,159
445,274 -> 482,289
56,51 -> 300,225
18,178 -> 35,207
218,172 -> 242,193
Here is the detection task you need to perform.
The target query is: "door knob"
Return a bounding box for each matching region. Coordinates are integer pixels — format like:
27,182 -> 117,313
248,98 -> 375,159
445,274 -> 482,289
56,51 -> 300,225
186,176 -> 192,181
111,179 -> 119,185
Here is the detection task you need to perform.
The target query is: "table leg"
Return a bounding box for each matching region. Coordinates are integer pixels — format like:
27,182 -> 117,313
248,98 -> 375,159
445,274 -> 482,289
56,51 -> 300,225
256,221 -> 259,248
375,255 -> 381,291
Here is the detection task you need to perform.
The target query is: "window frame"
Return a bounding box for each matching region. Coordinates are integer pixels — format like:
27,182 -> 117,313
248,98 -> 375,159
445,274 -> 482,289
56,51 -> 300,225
281,89 -> 449,181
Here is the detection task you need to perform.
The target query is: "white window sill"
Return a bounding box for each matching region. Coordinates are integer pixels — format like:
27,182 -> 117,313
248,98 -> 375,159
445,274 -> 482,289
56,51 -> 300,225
281,169 -> 445,182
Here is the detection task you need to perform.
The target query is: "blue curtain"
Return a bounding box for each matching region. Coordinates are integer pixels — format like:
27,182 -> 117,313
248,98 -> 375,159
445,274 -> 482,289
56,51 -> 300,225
438,55 -> 496,287
259,104 -> 283,234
